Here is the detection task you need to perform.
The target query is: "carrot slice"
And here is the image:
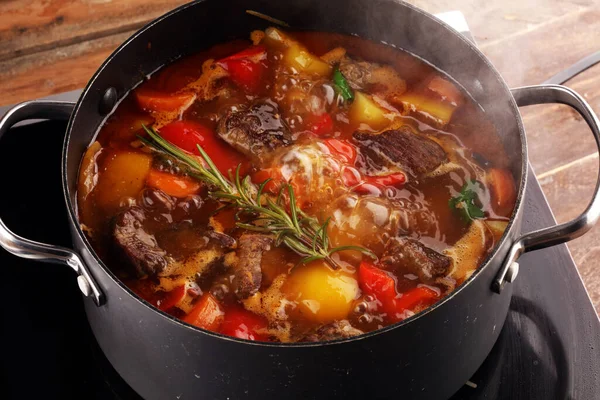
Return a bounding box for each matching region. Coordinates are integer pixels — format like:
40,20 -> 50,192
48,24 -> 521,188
183,294 -> 224,331
146,169 -> 201,197
487,168 -> 516,216
135,89 -> 195,112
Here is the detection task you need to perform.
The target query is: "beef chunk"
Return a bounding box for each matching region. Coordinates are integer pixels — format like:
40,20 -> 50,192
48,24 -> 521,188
354,127 -> 447,177
113,207 -> 167,277
217,100 -> 291,165
381,237 -> 451,283
339,59 -> 376,90
232,234 -> 272,299
301,320 -> 363,342
339,58 -> 406,95
206,230 -> 237,249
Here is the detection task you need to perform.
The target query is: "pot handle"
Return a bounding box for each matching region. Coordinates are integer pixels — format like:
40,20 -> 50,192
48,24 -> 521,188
0,100 -> 105,306
493,84 -> 600,293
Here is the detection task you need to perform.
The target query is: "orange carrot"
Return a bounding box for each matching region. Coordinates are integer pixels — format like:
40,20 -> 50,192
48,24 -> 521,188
146,169 -> 201,197
183,294 -> 224,331
135,89 -> 195,112
487,168 -> 516,216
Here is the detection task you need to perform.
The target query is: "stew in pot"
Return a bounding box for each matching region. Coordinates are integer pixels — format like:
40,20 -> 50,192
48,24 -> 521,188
77,28 -> 516,342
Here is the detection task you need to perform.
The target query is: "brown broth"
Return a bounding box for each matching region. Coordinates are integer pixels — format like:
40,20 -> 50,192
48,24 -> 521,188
77,29 -> 516,343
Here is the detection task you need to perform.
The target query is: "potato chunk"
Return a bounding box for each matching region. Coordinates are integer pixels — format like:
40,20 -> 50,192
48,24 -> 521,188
283,45 -> 332,77
284,261 -> 359,323
94,151 -> 152,211
349,92 -> 390,131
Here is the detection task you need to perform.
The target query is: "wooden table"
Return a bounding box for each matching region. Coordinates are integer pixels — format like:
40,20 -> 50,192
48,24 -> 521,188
1,0 -> 598,313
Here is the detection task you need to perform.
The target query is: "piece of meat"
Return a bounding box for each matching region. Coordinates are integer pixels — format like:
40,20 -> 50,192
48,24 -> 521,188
339,57 -> 406,96
113,207 -> 167,277
380,237 -> 451,283
354,127 -> 447,177
339,59 -> 376,90
301,320 -> 363,342
207,230 -> 237,249
216,99 -> 292,165
394,207 -> 438,238
231,234 -> 272,299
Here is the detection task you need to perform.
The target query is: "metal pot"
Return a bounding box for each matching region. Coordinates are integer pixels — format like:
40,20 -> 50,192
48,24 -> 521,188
1,1 -> 599,399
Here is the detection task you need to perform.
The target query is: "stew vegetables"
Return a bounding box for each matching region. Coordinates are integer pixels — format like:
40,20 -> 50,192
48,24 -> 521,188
78,28 -> 516,342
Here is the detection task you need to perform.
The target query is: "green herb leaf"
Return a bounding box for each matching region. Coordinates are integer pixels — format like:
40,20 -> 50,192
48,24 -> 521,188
449,180 -> 485,221
333,68 -> 354,101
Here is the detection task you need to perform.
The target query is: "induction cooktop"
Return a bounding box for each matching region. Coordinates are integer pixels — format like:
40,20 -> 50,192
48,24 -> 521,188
1,11 -> 599,400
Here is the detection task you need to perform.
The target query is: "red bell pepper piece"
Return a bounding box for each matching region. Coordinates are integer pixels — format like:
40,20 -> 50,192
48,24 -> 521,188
183,294 -> 224,332
217,45 -> 267,93
307,113 -> 334,136
358,261 -> 439,322
323,139 -> 357,164
159,120 -> 247,174
342,167 -> 361,187
358,261 -> 398,315
251,168 -> 285,194
366,172 -> 406,187
135,89 -> 195,113
220,306 -> 268,341
393,286 -> 439,314
354,172 -> 407,194
341,168 -> 406,194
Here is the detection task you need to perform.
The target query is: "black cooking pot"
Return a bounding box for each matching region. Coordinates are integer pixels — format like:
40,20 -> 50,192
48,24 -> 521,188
1,1 -> 599,399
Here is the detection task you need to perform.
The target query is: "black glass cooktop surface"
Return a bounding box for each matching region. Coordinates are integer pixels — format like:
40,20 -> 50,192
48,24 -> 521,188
1,116 -> 599,400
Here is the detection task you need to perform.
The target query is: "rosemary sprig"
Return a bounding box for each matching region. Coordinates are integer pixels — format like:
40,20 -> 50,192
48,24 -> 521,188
141,125 -> 376,269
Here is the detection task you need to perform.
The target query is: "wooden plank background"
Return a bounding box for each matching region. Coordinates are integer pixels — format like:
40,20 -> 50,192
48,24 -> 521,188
0,0 -> 598,312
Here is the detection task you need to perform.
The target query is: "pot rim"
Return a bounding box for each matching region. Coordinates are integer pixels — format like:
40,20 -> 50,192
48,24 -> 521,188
62,0 -> 528,348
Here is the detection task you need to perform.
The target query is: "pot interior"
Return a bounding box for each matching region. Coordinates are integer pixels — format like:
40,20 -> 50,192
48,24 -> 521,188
63,0 -> 526,300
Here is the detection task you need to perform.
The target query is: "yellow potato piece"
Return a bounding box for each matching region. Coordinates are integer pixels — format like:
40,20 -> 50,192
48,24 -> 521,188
284,45 -> 332,77
349,92 -> 390,131
264,28 -> 332,77
284,261 -> 359,323
395,93 -> 456,127
94,151 -> 152,211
